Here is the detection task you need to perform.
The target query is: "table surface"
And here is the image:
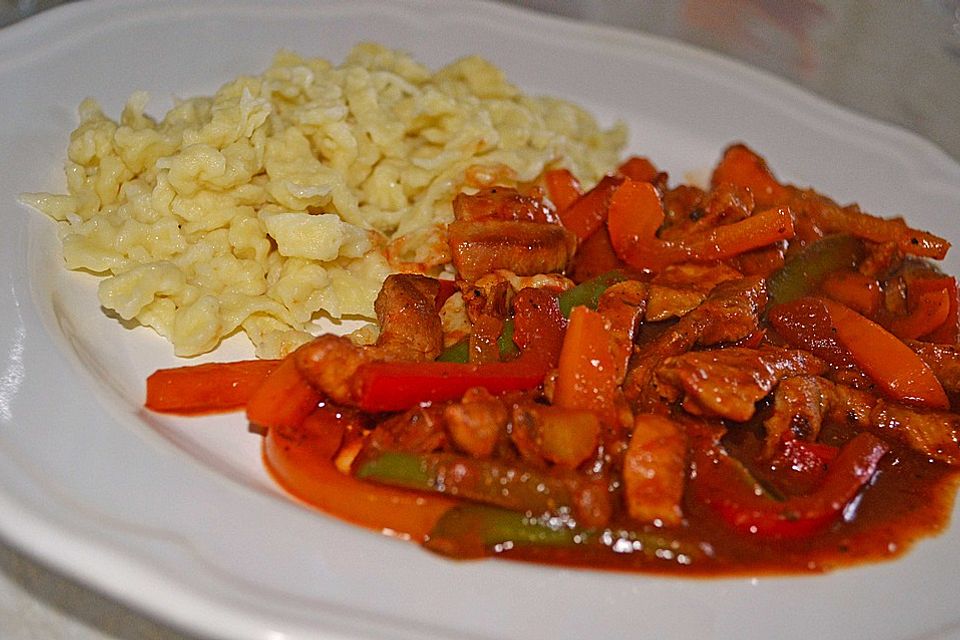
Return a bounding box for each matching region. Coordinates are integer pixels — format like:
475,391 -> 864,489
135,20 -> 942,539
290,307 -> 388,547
0,0 -> 958,638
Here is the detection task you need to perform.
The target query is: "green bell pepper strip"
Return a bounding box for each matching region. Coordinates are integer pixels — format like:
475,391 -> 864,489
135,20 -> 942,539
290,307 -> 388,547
423,504 -> 706,564
765,234 -> 864,310
354,450 -> 611,527
436,269 -> 628,363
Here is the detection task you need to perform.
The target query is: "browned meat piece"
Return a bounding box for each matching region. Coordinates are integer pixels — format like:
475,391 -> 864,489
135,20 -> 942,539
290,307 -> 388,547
374,274 -> 443,361
763,376 -> 834,456
297,274 -> 444,402
650,262 -> 743,293
294,334 -> 372,405
447,219 -> 576,281
354,405 -> 448,466
691,276 -> 767,346
908,341 -> 960,393
827,383 -> 876,427
818,382 -> 960,465
622,413 -> 687,526
660,183 -> 753,241
645,285 -> 706,322
623,277 -> 767,412
645,263 -> 745,322
443,388 -> 508,458
655,347 -> 827,422
870,401 -> 960,465
452,186 -> 557,224
596,280 -> 648,384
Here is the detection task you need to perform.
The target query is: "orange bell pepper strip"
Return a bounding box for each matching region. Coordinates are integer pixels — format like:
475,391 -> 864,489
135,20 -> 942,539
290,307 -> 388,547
681,206 -> 795,261
917,276 -> 960,344
821,270 -> 882,318
710,143 -> 790,207
145,359 -> 279,414
263,405 -> 454,541
246,354 -> 323,430
617,156 -> 659,183
886,282 -> 952,341
607,178 -> 795,272
771,296 -> 949,409
606,179 -> 682,271
543,168 -> 582,212
553,305 -> 619,419
558,174 -> 623,241
812,206 -> 950,260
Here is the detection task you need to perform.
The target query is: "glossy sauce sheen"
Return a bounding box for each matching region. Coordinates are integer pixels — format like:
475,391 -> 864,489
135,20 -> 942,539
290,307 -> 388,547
489,445 -> 956,575
265,416 -> 958,576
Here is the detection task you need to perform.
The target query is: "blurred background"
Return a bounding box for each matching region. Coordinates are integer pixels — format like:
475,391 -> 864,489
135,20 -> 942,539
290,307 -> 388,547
0,0 -> 958,638
495,0 -> 960,161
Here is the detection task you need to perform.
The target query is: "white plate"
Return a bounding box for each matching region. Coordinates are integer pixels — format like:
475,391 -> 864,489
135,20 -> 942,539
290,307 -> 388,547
4,1 -> 960,639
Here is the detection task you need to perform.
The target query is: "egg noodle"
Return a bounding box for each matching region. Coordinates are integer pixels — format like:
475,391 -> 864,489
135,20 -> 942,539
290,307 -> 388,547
24,43 -> 625,358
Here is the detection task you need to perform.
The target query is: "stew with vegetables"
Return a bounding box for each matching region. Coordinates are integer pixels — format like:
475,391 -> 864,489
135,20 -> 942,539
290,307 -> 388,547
146,143 -> 960,575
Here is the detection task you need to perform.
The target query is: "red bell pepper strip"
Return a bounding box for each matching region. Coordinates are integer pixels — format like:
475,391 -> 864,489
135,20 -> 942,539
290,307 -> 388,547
693,432 -> 889,538
145,359 -> 279,414
355,289 -> 566,412
768,297 -> 856,370
570,226 -> 626,283
770,296 -> 949,409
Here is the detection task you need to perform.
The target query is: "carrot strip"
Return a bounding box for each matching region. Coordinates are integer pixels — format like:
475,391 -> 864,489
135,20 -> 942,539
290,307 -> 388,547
246,354 -> 322,430
145,359 -> 279,415
606,179 -> 683,271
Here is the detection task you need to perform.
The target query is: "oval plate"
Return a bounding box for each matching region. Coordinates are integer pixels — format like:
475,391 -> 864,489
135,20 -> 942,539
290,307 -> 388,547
2,1 -> 960,639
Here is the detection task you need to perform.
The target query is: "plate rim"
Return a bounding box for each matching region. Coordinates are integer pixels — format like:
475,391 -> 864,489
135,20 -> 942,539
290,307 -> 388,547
2,1 -> 960,639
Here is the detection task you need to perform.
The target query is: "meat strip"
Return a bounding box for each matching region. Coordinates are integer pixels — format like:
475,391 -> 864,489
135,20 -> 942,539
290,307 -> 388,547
655,347 -> 827,422
448,219 -> 576,281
